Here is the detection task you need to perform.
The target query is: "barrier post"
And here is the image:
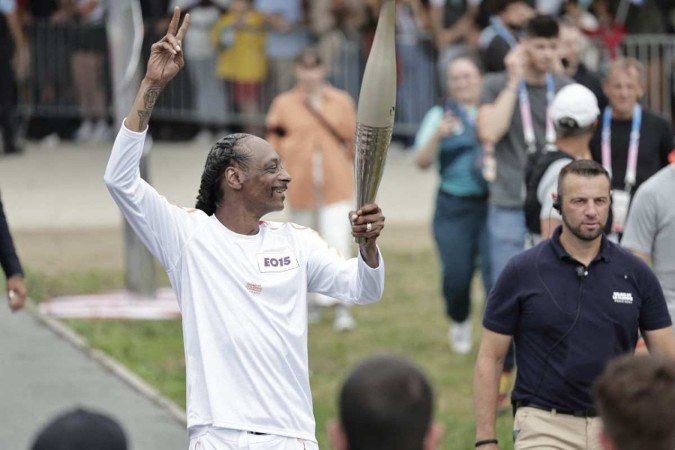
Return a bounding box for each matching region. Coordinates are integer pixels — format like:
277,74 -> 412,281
107,0 -> 157,299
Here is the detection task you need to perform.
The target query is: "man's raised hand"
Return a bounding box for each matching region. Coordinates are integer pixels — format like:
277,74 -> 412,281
125,7 -> 190,131
146,7 -> 191,86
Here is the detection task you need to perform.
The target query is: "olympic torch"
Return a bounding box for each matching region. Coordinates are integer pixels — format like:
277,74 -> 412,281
354,0 -> 397,244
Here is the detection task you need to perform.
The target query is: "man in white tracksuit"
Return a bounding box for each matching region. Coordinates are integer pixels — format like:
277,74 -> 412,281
104,8 -> 386,450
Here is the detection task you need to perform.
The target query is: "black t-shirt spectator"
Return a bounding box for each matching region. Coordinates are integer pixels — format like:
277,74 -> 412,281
140,0 -> 171,20
480,34 -> 511,74
29,0 -> 60,18
442,0 -> 469,27
590,108 -> 673,193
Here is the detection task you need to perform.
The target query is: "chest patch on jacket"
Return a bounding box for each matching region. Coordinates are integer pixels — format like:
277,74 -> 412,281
256,252 -> 299,273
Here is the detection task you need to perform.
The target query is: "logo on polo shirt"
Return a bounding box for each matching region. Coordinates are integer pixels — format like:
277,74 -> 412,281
612,292 -> 634,304
256,252 -> 299,273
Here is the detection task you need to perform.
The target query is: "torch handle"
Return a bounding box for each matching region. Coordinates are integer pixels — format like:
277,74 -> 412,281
353,0 -> 396,244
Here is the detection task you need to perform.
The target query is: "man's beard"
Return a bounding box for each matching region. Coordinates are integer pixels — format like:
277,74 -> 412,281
562,213 -> 604,242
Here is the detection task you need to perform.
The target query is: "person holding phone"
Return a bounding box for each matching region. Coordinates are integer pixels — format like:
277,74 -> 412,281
414,55 -> 490,355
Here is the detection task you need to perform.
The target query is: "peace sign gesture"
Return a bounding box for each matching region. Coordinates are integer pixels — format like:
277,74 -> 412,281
146,7 -> 191,86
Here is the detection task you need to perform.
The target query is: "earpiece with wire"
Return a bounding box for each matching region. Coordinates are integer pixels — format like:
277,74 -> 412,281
552,192 -> 561,214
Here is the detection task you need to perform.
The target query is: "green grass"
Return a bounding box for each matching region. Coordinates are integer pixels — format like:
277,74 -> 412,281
21,268 -> 126,304
23,248 -> 514,449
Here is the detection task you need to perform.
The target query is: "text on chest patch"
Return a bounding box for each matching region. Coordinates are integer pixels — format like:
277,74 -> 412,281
256,252 -> 299,272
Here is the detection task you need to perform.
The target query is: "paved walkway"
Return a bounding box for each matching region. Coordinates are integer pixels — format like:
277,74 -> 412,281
0,137 -> 437,449
0,303 -> 187,449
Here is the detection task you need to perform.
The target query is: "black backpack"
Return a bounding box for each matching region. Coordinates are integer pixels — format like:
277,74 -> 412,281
524,149 -> 572,234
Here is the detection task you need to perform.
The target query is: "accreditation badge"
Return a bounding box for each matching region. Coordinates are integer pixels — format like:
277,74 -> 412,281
611,190 -> 631,234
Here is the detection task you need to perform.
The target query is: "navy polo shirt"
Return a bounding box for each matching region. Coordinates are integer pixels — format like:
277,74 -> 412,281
484,226 -> 671,410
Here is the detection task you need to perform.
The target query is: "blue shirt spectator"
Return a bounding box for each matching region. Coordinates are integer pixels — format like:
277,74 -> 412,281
416,103 -> 486,197
414,56 -> 491,356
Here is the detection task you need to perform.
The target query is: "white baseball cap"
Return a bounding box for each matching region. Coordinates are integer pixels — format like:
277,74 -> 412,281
550,83 -> 600,130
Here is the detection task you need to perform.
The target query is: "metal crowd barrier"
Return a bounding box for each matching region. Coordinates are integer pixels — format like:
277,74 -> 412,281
16,20 -> 675,140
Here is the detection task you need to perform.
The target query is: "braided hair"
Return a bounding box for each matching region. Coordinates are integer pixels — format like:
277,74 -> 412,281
195,134 -> 252,215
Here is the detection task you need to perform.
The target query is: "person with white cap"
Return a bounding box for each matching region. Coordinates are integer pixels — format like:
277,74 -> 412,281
524,82 -> 600,241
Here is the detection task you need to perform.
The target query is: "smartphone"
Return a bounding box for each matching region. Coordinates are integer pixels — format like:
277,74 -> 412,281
444,102 -> 465,135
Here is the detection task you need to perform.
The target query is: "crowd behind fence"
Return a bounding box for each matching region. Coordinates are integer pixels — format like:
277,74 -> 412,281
16,20 -> 675,142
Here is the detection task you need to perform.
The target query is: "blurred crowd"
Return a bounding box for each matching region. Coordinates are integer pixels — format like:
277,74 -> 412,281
1,0 -> 675,150
3,2 -> 675,449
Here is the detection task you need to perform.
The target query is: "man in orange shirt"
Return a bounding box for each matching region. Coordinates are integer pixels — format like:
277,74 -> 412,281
266,47 -> 358,331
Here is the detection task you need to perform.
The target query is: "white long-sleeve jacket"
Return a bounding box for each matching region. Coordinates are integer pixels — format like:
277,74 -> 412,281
104,123 -> 385,442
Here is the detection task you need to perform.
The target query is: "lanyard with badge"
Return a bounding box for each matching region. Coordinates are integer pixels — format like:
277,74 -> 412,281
481,72 -> 556,182
601,104 -> 642,234
519,73 -> 556,154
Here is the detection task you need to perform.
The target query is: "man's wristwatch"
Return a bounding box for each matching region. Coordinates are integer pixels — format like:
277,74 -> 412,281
475,438 -> 498,447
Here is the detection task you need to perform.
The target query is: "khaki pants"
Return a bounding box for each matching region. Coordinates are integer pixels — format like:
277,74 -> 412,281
513,406 -> 603,450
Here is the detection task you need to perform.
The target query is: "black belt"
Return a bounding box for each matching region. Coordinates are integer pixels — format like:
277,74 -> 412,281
513,401 -> 598,418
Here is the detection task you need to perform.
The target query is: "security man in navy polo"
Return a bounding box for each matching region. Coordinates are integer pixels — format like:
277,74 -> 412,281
473,159 -> 675,450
